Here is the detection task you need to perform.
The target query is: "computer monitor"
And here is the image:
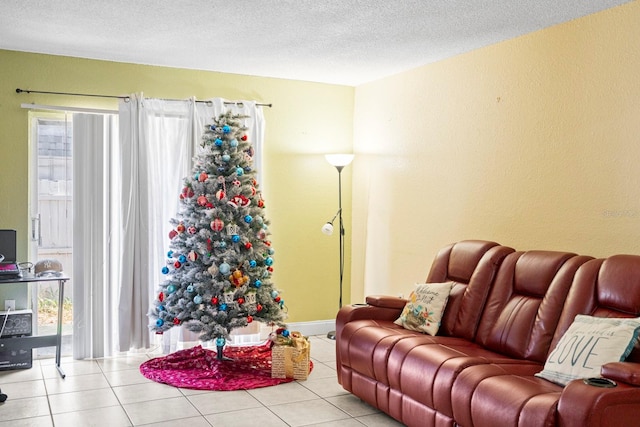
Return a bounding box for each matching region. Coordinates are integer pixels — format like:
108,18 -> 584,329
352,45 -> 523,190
0,230 -> 17,263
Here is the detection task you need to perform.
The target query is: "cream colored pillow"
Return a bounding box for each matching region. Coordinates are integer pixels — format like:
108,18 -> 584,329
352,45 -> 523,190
394,282 -> 454,336
536,315 -> 640,386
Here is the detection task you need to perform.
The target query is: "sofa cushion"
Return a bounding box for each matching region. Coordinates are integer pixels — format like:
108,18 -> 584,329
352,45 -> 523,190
536,315 -> 640,386
394,282 -> 453,335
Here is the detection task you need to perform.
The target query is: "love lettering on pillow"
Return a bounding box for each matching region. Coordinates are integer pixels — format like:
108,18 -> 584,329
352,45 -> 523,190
536,315 -> 640,386
394,282 -> 454,336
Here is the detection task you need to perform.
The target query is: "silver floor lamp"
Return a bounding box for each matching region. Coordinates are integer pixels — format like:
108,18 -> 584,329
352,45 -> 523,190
322,154 -> 354,340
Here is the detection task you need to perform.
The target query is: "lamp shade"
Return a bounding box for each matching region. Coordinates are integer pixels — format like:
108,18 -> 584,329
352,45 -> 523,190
321,222 -> 334,235
325,154 -> 354,167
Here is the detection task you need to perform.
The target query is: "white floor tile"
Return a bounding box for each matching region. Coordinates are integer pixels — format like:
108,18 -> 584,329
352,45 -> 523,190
52,405 -> 132,427
187,389 -> 262,414
112,381 -> 183,404
42,359 -> 102,378
0,395 -> 50,421
301,376 -> 349,398
0,415 -> 53,427
326,394 -> 380,417
137,415 -> 212,427
44,372 -> 110,394
247,381 -> 318,406
0,379 -> 46,399
103,368 -> 150,387
122,396 -> 200,425
269,398 -> 351,426
48,387 -> 120,414
356,413 -> 405,426
205,407 -> 289,427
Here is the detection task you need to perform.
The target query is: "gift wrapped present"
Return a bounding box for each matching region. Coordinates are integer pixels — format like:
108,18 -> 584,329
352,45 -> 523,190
271,331 -> 311,380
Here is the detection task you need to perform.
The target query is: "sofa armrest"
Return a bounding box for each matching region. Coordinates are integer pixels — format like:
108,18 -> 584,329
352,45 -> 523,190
335,296 -> 407,335
558,376 -> 640,427
601,362 -> 640,386
365,295 -> 407,310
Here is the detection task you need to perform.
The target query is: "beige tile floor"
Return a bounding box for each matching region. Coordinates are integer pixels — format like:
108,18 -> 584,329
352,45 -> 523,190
0,335 -> 404,426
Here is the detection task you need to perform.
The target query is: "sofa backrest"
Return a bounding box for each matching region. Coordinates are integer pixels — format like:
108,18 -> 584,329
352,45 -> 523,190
427,240 -> 515,340
550,255 -> 640,362
474,250 -> 593,362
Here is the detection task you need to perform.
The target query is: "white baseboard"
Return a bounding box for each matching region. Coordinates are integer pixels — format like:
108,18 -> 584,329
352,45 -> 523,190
260,319 -> 335,339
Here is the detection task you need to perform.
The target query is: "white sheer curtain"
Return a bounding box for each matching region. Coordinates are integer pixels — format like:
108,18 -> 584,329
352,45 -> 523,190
72,113 -> 118,359
72,96 -> 265,358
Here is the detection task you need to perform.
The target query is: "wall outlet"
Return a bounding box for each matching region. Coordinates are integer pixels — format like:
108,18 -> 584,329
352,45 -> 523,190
4,300 -> 15,311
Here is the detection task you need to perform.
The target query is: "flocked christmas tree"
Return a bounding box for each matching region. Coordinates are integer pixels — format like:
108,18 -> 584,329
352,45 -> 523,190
149,111 -> 286,358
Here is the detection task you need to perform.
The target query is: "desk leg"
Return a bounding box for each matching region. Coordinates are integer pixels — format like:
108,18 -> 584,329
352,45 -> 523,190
55,279 -> 66,379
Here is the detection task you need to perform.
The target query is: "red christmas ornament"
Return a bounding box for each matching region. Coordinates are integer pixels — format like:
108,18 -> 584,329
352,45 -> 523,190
256,304 -> 263,312
250,186 -> 257,196
257,199 -> 265,208
187,226 -> 197,234
268,267 -> 274,272
159,292 -> 164,302
237,297 -> 245,305
216,189 -> 225,200
244,242 -> 253,250
228,194 -> 250,208
264,240 -> 271,247
252,179 -> 257,186
176,223 -> 186,233
198,172 -> 208,182
241,134 -> 248,141
168,229 -> 178,240
211,296 -> 219,304
275,296 -> 281,302
188,251 -> 198,262
173,318 -> 181,325
211,218 -> 224,231
197,195 -> 208,206
174,260 -> 182,269
181,186 -> 194,199
205,202 -> 214,209
247,315 -> 253,323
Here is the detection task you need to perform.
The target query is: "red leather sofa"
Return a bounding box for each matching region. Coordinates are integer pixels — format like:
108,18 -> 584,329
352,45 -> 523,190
336,240 -> 640,427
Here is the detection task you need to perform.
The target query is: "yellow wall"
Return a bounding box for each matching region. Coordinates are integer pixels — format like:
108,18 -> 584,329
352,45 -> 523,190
352,1 -> 640,300
0,50 -> 354,323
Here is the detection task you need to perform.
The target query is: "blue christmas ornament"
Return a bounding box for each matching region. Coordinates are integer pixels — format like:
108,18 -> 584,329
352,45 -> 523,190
219,241 -> 227,249
244,215 -> 253,223
222,125 -> 231,133
281,329 -> 290,337
216,337 -> 226,346
186,285 -> 194,292
232,235 -> 240,243
279,300 -> 285,308
268,248 -> 275,255
156,318 -> 164,327
249,260 -> 257,268
215,138 -> 223,146
193,172 -> 199,180
161,266 -> 169,274
167,284 -> 177,294
271,290 -> 278,298
265,257 -> 274,266
236,167 -> 244,176
254,279 -> 262,288
220,303 -> 227,311
230,139 -> 238,147
178,255 -> 187,263
244,167 -> 251,172
209,125 -> 216,131
222,154 -> 231,162
158,305 -> 165,311
219,263 -> 231,275
217,167 -> 226,172
167,250 -> 174,258
194,295 -> 203,304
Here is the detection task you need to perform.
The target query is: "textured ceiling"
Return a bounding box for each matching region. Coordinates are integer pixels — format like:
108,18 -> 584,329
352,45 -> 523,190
0,0 -> 632,86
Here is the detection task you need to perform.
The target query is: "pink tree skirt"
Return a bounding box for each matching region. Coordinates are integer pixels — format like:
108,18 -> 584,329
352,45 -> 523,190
140,342 -> 313,390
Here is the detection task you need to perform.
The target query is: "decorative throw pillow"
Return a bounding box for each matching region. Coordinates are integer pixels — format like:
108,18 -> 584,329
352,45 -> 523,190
536,315 -> 640,386
394,282 -> 454,336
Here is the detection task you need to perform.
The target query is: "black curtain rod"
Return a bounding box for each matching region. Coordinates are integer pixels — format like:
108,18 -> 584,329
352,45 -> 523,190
15,88 -> 272,108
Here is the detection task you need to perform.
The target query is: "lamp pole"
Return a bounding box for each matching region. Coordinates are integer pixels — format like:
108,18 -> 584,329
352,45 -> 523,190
323,154 -> 353,340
